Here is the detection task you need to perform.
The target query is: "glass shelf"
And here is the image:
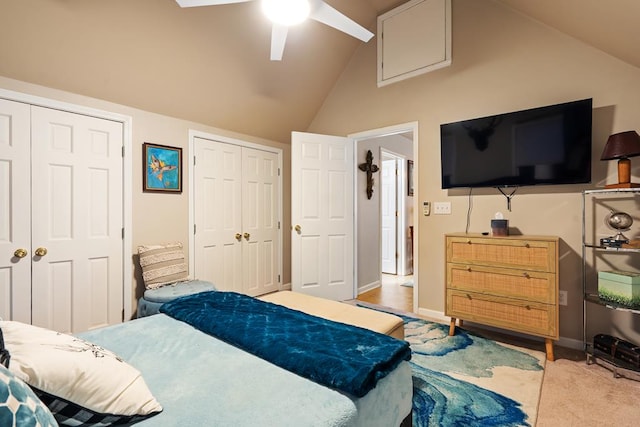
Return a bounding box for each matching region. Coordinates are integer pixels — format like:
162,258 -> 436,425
582,188 -> 640,381
584,188 -> 640,195
583,244 -> 640,253
584,293 -> 640,314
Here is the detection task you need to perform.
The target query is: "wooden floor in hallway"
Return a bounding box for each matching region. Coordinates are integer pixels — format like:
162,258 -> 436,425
357,273 -> 413,313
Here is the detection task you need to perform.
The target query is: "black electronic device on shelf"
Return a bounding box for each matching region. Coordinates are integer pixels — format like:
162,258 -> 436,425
593,334 -> 640,371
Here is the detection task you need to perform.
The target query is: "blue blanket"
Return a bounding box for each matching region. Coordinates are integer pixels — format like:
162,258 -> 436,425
160,291 -> 411,397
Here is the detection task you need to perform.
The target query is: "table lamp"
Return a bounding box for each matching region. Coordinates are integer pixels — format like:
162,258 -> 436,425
600,130 -> 640,188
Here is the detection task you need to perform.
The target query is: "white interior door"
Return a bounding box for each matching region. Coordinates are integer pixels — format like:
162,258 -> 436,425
193,137 -> 243,292
381,158 -> 397,274
242,148 -> 279,296
291,131 -> 354,301
0,99 -> 31,324
29,106 -> 123,333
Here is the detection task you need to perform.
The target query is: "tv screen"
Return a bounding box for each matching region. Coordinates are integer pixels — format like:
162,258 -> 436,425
440,98 -> 592,189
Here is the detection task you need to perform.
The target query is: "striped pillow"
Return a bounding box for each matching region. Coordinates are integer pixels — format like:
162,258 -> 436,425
138,243 -> 189,289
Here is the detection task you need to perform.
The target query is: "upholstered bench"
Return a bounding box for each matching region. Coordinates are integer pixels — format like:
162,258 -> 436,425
137,280 -> 217,318
258,291 -> 405,340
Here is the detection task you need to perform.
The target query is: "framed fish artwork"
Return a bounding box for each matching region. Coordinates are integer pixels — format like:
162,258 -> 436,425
143,142 -> 182,193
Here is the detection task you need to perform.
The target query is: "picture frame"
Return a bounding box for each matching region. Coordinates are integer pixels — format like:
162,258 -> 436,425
407,159 -> 414,196
143,142 -> 182,193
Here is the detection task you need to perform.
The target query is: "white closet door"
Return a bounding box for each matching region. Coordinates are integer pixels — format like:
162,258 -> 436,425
30,106 -> 124,333
0,99 -> 31,323
242,148 -> 279,296
193,137 -> 243,292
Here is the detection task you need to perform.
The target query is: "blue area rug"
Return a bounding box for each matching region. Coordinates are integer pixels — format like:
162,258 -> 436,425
359,305 -> 546,427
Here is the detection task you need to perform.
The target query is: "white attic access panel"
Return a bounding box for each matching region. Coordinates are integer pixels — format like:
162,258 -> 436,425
377,0 -> 451,87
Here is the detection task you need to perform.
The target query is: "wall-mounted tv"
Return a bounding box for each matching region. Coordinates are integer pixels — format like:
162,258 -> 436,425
440,98 -> 593,189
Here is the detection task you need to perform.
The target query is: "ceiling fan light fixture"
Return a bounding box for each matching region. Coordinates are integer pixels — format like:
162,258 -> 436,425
261,0 -> 310,26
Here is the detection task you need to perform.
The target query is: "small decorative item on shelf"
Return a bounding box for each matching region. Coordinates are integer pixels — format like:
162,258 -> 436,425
598,270 -> 640,308
600,210 -> 634,247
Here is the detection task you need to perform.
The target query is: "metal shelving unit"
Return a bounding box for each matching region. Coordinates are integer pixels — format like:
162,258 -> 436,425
582,188 -> 640,379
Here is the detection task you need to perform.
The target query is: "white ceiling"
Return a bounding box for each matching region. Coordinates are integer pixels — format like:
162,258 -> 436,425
1,0 -> 638,142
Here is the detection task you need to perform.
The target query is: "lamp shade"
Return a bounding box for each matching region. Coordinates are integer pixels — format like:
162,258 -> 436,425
600,131 -> 640,160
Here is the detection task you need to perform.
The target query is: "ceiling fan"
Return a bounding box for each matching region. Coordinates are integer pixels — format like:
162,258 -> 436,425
175,0 -> 374,61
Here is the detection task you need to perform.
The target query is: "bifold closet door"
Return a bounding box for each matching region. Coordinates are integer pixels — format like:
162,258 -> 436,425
0,99 -> 32,324
193,137 -> 279,296
241,148 -> 279,296
0,100 -> 124,333
30,106 -> 124,333
194,138 -> 244,292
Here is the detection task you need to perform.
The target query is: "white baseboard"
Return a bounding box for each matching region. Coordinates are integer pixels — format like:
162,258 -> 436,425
358,281 -> 381,295
281,283 -> 291,291
416,308 -> 449,323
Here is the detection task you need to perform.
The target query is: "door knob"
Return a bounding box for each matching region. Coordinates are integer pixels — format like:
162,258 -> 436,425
235,233 -> 242,240
243,233 -> 250,240
14,248 -> 27,258
34,247 -> 48,257
294,224 -> 301,233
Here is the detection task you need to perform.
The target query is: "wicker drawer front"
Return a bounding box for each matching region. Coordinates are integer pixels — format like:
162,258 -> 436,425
447,264 -> 556,304
446,290 -> 557,339
447,237 -> 556,272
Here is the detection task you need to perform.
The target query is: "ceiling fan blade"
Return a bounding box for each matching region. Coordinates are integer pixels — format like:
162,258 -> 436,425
270,24 -> 288,61
310,1 -> 373,42
175,0 -> 253,8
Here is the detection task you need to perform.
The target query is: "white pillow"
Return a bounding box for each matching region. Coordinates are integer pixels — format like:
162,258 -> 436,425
1,321 -> 162,417
138,242 -> 189,289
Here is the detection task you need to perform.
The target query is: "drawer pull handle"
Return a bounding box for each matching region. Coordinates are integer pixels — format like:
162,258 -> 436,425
466,239 -> 472,244
525,305 -> 531,310
467,267 -> 472,272
524,242 -> 530,248
466,294 -> 472,300
523,272 -> 530,278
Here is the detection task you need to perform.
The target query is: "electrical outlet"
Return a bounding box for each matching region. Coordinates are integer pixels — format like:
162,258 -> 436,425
559,290 -> 568,306
433,202 -> 451,215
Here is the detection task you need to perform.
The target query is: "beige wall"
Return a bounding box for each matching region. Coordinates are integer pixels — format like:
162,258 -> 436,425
309,0 -> 640,345
0,76 -> 291,315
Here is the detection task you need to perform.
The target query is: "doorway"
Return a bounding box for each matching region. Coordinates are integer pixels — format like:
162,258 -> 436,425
351,123 -> 417,313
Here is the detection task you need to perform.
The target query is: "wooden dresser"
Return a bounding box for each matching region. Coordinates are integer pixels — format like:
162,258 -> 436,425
445,233 -> 559,361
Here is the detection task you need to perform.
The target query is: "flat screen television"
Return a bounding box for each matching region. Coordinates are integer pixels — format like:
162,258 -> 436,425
440,98 -> 592,189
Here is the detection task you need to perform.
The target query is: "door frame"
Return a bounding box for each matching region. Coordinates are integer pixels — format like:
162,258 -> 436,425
0,87 -> 134,320
349,122 -> 418,312
187,129 -> 283,292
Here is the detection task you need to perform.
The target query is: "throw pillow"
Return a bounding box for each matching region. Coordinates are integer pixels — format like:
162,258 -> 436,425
138,242 -> 189,289
0,363 -> 58,427
1,321 -> 162,421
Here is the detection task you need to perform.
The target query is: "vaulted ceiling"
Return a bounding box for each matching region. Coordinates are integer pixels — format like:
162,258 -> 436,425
1,0 -> 638,143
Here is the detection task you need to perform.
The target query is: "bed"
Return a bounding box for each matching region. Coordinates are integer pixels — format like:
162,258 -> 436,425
2,291 -> 413,427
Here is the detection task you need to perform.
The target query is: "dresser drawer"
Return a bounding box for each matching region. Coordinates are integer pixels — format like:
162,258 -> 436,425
446,236 -> 556,272
447,263 -> 556,304
446,290 -> 558,339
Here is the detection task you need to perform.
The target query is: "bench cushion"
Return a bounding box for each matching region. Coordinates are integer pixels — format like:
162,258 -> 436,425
258,291 -> 405,340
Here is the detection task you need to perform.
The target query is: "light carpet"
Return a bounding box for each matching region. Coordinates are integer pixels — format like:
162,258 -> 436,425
359,305 -> 546,427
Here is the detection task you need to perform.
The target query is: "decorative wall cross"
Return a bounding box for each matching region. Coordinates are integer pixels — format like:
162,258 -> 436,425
358,150 -> 379,200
